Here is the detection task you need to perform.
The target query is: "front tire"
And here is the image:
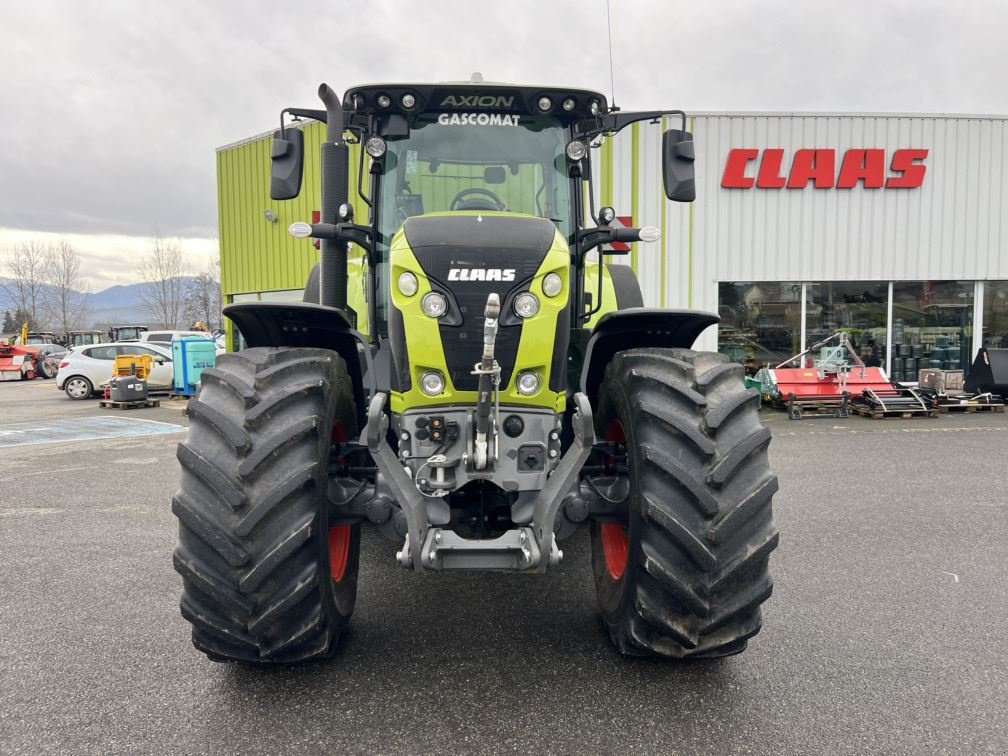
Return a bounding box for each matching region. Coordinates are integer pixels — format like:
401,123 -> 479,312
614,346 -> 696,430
591,348 -> 779,658
64,376 -> 93,399
173,347 -> 360,663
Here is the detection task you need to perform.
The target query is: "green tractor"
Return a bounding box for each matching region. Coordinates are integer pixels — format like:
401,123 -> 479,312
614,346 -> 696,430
173,77 -> 779,663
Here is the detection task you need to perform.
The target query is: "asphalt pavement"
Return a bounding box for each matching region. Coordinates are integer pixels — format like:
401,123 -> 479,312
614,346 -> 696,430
1,378 -> 1005,754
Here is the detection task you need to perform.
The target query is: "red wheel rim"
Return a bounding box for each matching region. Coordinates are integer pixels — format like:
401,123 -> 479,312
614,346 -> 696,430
600,523 -> 629,581
601,419 -> 629,580
328,525 -> 351,582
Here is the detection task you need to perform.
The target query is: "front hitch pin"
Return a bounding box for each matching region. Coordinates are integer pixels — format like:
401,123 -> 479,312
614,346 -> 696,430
472,293 -> 501,470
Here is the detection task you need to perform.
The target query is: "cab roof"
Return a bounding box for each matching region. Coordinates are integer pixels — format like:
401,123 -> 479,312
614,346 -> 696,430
343,81 -> 609,123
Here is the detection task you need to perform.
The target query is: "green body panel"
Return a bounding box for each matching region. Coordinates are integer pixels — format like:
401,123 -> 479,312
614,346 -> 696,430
584,260 -> 619,330
216,123 -> 369,345
346,255 -> 370,338
389,211 -> 569,414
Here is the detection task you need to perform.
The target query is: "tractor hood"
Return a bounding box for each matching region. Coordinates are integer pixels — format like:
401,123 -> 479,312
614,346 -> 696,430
387,212 -> 571,413
404,213 -> 556,392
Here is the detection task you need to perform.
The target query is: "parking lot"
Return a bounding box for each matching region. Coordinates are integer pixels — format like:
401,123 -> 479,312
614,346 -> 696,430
0,378 -> 1005,755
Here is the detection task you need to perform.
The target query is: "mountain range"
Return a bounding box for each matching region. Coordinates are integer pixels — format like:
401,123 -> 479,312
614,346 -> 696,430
0,277 -> 199,329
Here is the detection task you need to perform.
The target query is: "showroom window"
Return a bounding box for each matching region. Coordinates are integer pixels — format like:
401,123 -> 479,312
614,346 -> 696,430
891,281 -> 973,379
805,282 -> 888,368
719,280 -> 983,380
717,282 -> 804,368
982,281 -> 1008,348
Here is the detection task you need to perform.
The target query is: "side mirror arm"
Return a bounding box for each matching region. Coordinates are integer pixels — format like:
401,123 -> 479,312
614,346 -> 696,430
305,222 -> 374,250
576,226 -> 650,257
575,109 -> 687,139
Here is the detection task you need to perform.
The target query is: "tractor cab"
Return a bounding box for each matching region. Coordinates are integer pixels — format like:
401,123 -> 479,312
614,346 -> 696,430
109,325 -> 148,342
69,330 -> 104,347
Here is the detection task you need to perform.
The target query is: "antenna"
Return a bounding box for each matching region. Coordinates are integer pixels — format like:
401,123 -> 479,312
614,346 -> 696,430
605,0 -> 616,108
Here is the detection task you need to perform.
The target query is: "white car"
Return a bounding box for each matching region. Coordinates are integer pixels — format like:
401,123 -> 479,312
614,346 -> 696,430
141,330 -> 213,345
56,341 -> 174,400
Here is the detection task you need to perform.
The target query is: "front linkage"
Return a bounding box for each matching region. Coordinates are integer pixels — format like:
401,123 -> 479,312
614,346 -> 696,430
363,389 -> 593,572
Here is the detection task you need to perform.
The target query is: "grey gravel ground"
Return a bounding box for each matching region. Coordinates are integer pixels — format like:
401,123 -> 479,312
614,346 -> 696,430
1,379 -> 1006,755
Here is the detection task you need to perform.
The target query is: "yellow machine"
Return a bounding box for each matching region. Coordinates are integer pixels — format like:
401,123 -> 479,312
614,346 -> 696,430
113,353 -> 153,381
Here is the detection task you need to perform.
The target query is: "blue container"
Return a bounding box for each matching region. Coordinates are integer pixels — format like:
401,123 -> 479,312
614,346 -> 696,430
172,336 -> 217,396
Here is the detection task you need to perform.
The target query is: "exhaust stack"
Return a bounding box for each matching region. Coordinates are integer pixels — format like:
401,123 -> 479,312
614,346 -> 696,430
317,83 -> 349,311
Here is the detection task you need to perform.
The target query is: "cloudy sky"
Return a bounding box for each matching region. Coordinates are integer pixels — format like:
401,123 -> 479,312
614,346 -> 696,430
2,0 -> 1007,289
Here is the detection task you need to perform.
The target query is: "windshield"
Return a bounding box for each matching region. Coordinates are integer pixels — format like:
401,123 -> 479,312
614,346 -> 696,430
372,113 -> 571,333
380,113 -> 570,242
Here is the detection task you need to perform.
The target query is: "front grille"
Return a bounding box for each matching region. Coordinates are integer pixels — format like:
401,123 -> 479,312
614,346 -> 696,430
404,215 -> 556,393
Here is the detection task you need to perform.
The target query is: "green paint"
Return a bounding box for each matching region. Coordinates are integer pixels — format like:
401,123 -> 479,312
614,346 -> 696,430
217,122 -> 368,300
584,261 -> 619,330
389,218 -> 568,414
601,135 -> 614,207
630,123 -> 640,274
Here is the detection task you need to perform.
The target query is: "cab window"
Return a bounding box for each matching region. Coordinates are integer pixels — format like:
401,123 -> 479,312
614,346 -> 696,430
86,346 -> 118,360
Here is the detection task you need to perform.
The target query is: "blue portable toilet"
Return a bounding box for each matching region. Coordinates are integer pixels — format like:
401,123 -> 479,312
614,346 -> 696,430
172,336 -> 218,396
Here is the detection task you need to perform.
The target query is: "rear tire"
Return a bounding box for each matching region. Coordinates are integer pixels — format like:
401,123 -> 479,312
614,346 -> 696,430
173,347 -> 360,663
591,348 -> 779,658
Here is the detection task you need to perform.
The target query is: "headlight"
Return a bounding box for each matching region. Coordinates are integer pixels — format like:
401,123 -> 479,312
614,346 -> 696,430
377,94 -> 391,108
401,93 -> 416,109
562,97 -> 576,112
422,292 -> 448,318
421,371 -> 445,396
537,96 -> 552,112
542,273 -> 562,298
516,371 -> 540,396
398,271 -> 418,296
365,136 -> 387,158
566,140 -> 587,162
639,225 -> 661,243
513,292 -> 540,318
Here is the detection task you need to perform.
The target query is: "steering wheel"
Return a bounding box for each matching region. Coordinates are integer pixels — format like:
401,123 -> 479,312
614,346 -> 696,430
450,187 -> 506,211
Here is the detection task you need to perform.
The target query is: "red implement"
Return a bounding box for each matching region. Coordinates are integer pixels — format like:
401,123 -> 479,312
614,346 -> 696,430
768,366 -> 893,399
0,344 -> 40,381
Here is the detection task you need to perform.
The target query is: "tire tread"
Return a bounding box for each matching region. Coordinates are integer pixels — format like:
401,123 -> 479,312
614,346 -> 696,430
593,347 -> 779,658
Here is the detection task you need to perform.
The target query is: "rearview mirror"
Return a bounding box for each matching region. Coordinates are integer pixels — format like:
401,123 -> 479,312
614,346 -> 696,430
484,166 -> 506,184
662,129 -> 696,202
270,128 -> 304,200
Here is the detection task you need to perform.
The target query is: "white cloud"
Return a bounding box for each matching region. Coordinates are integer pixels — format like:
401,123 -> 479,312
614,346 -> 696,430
0,227 -> 217,291
1,0 -> 1006,245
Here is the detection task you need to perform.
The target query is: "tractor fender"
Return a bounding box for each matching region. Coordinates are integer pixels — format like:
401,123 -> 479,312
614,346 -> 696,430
579,308 -> 719,401
224,302 -> 373,423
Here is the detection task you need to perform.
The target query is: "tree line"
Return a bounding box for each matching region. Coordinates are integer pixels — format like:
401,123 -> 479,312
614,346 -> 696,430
2,233 -> 222,336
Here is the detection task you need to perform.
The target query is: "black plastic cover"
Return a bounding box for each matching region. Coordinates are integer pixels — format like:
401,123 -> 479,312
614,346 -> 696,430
580,308 -> 719,400
270,128 -> 305,200
662,129 -> 696,202
964,348 -> 1008,395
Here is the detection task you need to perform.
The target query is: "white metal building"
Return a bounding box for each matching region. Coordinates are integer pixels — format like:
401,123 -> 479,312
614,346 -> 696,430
601,112 -> 1008,377
221,109 -> 1007,376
